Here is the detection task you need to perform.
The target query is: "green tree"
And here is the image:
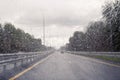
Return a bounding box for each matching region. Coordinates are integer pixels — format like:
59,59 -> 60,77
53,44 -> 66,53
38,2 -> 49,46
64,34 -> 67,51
102,0 -> 120,51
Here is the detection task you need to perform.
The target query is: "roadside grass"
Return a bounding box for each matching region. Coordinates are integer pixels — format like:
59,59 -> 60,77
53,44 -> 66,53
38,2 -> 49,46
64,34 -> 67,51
69,52 -> 120,63
87,55 -> 120,63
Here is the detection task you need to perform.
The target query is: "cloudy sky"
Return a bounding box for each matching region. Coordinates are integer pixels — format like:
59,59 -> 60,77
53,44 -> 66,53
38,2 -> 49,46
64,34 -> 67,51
0,0 -> 109,48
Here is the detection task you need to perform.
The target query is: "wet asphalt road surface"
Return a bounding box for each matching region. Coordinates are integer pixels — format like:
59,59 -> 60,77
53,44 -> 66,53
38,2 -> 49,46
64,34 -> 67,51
16,52 -> 120,80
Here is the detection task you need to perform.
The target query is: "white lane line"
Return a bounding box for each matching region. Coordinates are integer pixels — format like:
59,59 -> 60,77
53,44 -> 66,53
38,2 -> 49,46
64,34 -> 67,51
68,53 -> 120,68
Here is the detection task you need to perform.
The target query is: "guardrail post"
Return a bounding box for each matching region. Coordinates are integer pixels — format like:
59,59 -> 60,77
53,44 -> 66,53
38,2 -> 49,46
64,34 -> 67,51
21,59 -> 24,66
3,64 -> 6,72
27,54 -> 29,63
30,57 -> 32,62
14,62 -> 17,68
31,54 -> 34,62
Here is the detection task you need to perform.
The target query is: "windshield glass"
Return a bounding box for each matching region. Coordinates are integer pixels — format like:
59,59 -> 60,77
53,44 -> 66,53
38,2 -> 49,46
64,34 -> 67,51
0,0 -> 120,80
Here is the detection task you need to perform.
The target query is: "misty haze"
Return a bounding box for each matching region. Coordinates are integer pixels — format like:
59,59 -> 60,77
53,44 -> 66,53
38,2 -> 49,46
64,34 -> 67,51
0,0 -> 120,80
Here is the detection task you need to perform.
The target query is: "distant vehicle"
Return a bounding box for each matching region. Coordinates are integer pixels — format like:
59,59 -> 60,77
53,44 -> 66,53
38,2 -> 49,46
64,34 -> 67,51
61,51 -> 64,53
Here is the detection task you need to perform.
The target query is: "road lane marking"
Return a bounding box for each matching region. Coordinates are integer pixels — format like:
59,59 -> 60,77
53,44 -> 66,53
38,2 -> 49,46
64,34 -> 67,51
9,54 -> 53,80
82,56 -> 120,68
68,54 -> 120,68
91,59 -> 120,68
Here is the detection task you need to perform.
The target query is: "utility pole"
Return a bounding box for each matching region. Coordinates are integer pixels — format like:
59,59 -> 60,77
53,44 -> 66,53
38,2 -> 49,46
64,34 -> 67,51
43,13 -> 45,46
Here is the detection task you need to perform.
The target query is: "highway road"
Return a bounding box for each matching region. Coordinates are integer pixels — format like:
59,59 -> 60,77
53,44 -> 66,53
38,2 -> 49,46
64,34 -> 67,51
10,51 -> 120,80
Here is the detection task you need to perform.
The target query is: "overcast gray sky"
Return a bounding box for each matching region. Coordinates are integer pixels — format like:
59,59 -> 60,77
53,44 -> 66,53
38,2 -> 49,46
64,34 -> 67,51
0,0 -> 109,48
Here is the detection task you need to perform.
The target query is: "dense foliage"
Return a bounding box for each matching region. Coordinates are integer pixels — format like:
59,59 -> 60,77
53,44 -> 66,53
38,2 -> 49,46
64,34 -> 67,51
66,0 -> 120,52
0,23 -> 45,53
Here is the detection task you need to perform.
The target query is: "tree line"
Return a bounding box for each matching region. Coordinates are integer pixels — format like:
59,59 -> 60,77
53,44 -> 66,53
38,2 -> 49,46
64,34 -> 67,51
65,0 -> 120,52
0,23 -> 47,53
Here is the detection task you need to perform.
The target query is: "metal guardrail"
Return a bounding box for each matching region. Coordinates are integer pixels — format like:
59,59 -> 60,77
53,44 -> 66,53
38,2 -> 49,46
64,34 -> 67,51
0,50 -> 54,73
